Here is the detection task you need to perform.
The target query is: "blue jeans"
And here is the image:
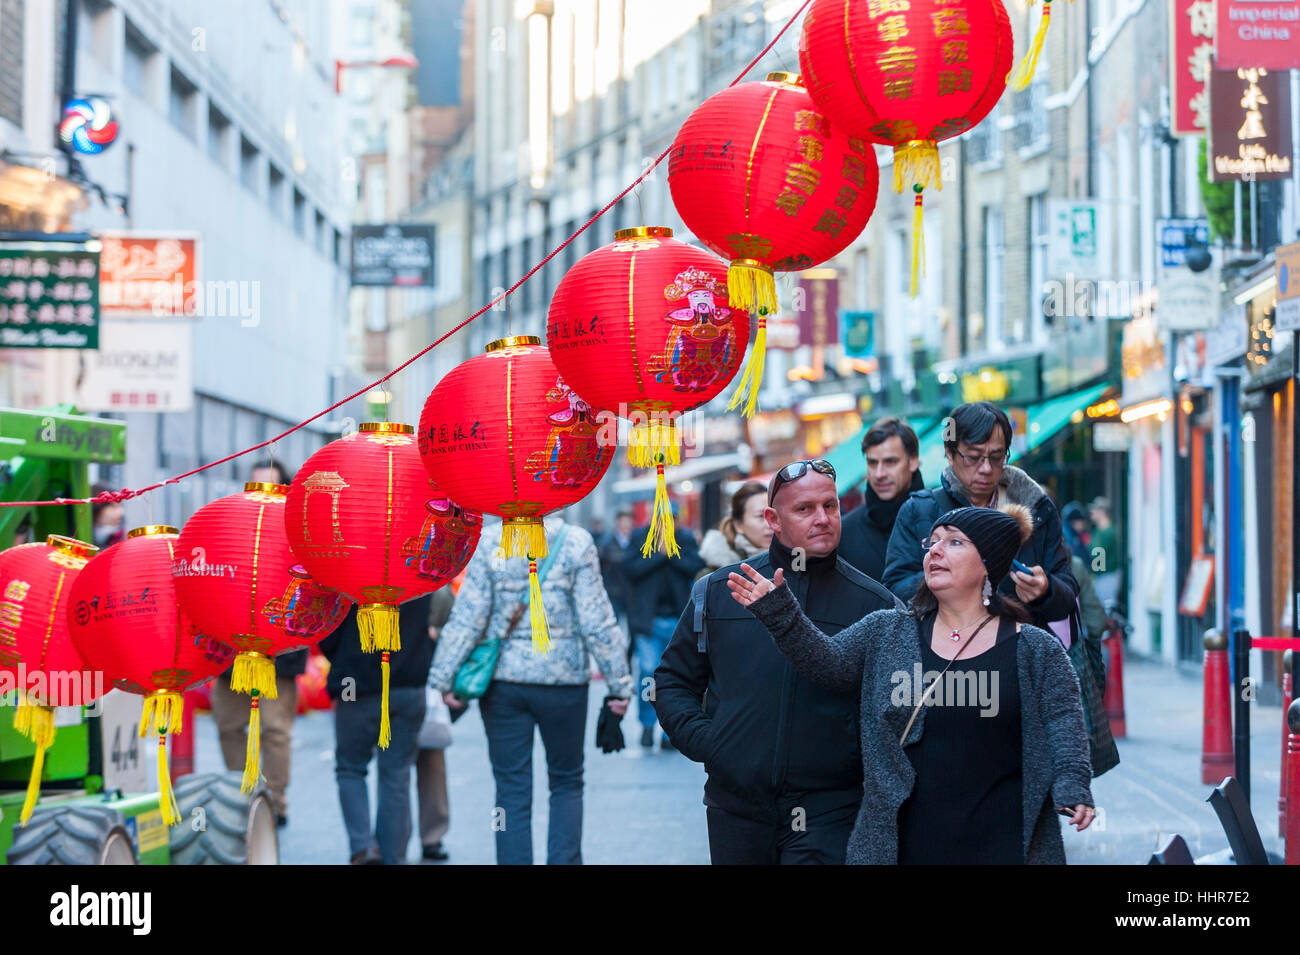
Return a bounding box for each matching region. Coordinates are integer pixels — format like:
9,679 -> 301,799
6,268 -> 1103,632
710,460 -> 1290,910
333,687 -> 425,864
478,681 -> 588,865
636,616 -> 677,729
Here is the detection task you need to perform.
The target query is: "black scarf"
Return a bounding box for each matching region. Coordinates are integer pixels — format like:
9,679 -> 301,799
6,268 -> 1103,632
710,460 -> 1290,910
865,468 -> 925,533
769,533 -> 839,578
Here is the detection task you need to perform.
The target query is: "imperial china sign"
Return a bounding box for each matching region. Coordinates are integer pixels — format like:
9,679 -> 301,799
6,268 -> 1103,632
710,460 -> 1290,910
1215,0 -> 1300,70
1207,67 -> 1293,182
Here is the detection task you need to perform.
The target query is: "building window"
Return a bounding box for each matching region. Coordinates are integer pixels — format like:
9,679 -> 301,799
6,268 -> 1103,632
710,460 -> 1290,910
268,164 -> 286,219
1028,194 -> 1048,340
240,136 -> 260,193
292,188 -> 306,238
123,21 -> 152,100
966,103 -> 1002,165
983,206 -> 1004,349
169,67 -> 197,140
207,105 -> 230,167
333,228 -> 343,266
315,210 -> 327,255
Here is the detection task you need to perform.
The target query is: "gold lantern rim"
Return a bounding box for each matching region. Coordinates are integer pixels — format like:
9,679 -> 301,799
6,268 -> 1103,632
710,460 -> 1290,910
244,481 -> 288,495
128,524 -> 179,538
614,226 -> 673,241
46,534 -> 99,559
485,335 -> 541,352
765,71 -> 803,87
358,422 -> 414,434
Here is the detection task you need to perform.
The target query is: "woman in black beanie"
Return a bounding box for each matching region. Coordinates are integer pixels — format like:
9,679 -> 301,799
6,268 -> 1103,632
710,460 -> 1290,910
727,504 -> 1095,864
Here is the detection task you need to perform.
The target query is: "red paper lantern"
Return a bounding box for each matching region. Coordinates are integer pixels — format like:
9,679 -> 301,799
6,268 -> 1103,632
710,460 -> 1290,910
668,72 -> 879,411
175,481 -> 352,789
0,535 -> 100,823
68,525 -> 238,824
286,423 -> 481,745
548,227 -> 748,553
799,0 -> 1013,293
419,336 -> 613,645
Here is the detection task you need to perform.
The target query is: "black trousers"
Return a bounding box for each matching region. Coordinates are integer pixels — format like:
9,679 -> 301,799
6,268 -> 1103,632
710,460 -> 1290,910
706,801 -> 857,865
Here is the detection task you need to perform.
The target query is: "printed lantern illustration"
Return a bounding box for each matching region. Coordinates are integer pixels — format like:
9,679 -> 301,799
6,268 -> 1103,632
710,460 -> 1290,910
0,535 -> 101,824
419,336 -> 613,646
286,423 -> 481,746
799,0 -> 1013,295
547,227 -> 748,555
67,526 -> 238,826
174,482 -> 352,790
668,72 -> 879,413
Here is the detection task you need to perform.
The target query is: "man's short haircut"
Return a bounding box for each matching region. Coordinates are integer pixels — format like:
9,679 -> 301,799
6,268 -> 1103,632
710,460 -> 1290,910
944,401 -> 1013,454
249,459 -> 292,485
615,510 -> 634,521
862,416 -> 920,459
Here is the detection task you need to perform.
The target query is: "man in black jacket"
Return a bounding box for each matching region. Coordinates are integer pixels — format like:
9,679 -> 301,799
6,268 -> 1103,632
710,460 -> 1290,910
655,459 -> 901,864
838,417 -> 924,581
320,594 -> 435,865
882,401 -> 1079,626
624,519 -> 704,749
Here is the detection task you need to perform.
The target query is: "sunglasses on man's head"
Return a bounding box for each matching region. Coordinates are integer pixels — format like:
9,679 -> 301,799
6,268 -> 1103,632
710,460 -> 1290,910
769,459 -> 836,504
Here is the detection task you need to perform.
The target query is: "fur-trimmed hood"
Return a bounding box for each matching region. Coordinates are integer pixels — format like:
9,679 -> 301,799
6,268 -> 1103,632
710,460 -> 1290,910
699,527 -> 764,571
943,463 -> 1048,510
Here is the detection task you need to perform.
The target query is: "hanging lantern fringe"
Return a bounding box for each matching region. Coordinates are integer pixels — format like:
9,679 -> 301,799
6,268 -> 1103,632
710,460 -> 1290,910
379,651 -> 392,748
358,603 -> 401,653
232,650 -> 278,698
628,416 -> 681,469
500,519 -> 548,561
642,459 -> 682,559
727,259 -> 778,316
139,690 -> 184,738
1009,0 -> 1052,90
527,559 -> 551,654
892,141 -> 940,300
15,699 -> 56,826
727,314 -> 767,418
157,734 -> 180,826
241,692 -> 262,793
911,188 -> 927,299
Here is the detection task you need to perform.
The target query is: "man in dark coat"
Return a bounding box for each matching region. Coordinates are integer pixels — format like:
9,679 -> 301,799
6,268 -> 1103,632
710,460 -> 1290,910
882,401 -> 1079,627
838,417 -> 924,582
655,459 -> 901,864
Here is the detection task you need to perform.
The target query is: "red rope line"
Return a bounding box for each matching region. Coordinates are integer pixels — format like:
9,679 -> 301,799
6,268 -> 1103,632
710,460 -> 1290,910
4,2 -> 812,511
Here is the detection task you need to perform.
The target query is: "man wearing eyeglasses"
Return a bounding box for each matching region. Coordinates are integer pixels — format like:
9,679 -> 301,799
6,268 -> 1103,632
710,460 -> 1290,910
882,401 -> 1079,628
654,458 -> 902,864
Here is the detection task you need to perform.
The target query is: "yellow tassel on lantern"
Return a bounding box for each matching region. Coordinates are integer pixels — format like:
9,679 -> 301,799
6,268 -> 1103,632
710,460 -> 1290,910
232,650 -> 278,699
727,315 -> 768,418
527,559 -> 551,654
379,651 -> 392,748
641,459 -> 682,559
892,140 -> 941,195
358,603 -> 401,653
1009,0 -> 1051,90
241,693 -> 262,793
139,690 -> 183,738
627,415 -> 681,469
157,734 -> 180,826
500,519 -> 548,561
727,259 -> 778,315
16,703 -> 56,826
910,188 -> 926,299
14,693 -> 32,736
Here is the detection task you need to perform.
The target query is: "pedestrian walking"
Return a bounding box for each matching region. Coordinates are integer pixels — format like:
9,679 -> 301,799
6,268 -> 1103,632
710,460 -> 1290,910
1060,501 -> 1092,563
838,417 -> 925,581
883,401 -> 1079,630
655,459 -> 900,864
697,480 -> 771,579
625,512 -> 703,749
730,503 -> 1095,864
209,458 -> 305,828
1087,497 -> 1120,608
319,593 -> 436,865
415,586 -> 457,862
426,514 -> 633,865
598,511 -> 635,665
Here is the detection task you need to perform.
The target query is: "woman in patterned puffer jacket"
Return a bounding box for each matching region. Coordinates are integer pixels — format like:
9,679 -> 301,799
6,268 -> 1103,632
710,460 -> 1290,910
427,514 -> 633,865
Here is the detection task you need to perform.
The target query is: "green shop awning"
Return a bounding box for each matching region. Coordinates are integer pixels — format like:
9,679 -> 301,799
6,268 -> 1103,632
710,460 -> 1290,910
827,416 -> 939,495
1023,382 -> 1112,453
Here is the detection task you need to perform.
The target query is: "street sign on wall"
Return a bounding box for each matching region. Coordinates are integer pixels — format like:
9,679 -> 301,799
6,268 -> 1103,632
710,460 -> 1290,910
1171,0 -> 1215,135
1157,218 -> 1219,331
1207,67 -> 1294,182
73,319 -> 194,412
842,310 -> 874,357
1276,241 -> 1300,332
0,236 -> 100,348
350,224 -> 436,287
98,233 -> 199,316
1215,0 -> 1300,70
1047,199 -> 1104,280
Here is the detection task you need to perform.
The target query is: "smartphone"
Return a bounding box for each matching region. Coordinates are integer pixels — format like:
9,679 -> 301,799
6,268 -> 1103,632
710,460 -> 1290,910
1057,807 -> 1076,817
1012,559 -> 1032,575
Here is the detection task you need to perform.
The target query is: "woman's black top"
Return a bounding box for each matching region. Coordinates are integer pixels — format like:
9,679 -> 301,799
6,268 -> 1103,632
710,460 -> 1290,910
897,613 -> 1024,864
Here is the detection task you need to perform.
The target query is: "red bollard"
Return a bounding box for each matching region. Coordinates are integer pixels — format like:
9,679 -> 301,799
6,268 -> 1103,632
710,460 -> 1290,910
1103,620 -> 1127,739
1202,629 -> 1234,784
171,689 -> 200,778
1281,650 -> 1293,836
1286,700 -> 1300,865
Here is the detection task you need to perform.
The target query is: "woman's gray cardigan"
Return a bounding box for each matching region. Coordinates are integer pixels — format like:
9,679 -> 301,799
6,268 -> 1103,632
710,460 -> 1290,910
748,586 -> 1094,864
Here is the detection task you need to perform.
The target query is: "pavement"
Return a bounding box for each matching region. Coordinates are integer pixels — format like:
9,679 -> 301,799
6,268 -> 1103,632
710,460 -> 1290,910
191,652 -> 1288,865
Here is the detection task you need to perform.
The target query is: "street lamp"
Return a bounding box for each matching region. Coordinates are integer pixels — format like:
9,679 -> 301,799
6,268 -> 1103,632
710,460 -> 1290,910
334,53 -> 419,94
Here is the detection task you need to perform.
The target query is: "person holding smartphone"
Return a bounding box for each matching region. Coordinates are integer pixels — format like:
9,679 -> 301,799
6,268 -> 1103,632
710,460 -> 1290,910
729,503 -> 1095,864
883,402 -> 1079,631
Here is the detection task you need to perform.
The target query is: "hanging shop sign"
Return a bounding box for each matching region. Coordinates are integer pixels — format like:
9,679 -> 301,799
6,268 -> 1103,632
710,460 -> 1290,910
1215,0 -> 1300,71
1207,67 -> 1293,182
1046,199 -> 1105,281
350,224 -> 436,287
1170,0 -> 1215,135
1203,302 -> 1249,366
72,319 -> 194,413
797,269 -> 840,348
1093,421 -> 1132,452
766,310 -> 801,350
1275,241 -> 1300,333
1157,218 -> 1218,331
98,233 -> 199,316
1121,313 -> 1170,406
841,310 -> 874,357
0,236 -> 100,348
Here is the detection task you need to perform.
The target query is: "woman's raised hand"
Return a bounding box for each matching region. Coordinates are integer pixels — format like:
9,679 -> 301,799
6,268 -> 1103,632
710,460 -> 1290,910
727,563 -> 784,607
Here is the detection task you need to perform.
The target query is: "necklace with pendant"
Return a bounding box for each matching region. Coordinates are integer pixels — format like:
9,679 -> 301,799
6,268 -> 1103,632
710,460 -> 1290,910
942,611 -> 990,642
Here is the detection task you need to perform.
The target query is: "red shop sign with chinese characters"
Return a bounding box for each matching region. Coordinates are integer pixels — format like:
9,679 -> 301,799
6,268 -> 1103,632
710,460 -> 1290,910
1170,0 -> 1215,135
98,233 -> 199,316
1216,0 -> 1300,71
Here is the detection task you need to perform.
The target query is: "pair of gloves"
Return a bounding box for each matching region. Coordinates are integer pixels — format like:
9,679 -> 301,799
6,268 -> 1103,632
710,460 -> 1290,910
595,695 -> 628,754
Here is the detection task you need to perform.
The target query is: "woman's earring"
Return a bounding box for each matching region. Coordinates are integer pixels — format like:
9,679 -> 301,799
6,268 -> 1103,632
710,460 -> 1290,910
982,578 -> 992,606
